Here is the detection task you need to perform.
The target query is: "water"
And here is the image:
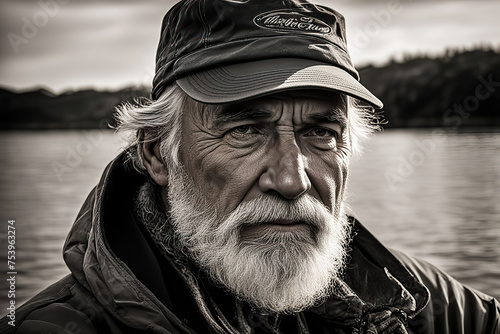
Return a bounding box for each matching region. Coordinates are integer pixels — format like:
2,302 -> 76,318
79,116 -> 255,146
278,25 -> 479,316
0,129 -> 499,313
346,128 -> 500,301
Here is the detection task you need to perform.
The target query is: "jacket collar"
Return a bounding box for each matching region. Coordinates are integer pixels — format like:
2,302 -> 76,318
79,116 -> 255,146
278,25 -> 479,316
309,219 -> 430,332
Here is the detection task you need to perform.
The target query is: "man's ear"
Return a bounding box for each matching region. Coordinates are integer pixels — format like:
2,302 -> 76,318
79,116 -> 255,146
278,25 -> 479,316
141,140 -> 169,186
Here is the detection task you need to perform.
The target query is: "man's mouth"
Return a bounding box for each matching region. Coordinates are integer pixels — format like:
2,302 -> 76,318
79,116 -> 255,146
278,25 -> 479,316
240,220 -> 311,239
268,219 -> 299,225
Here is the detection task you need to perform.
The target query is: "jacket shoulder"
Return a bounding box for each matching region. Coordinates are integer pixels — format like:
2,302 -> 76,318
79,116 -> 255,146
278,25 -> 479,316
16,303 -> 100,334
0,274 -> 125,334
1,275 -> 75,333
390,249 -> 500,334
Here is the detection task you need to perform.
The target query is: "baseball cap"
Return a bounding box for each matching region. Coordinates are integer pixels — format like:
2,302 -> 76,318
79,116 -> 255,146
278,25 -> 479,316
152,0 -> 383,109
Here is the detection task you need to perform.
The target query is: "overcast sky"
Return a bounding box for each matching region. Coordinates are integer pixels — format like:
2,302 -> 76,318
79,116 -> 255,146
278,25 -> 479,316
1,0 -> 499,93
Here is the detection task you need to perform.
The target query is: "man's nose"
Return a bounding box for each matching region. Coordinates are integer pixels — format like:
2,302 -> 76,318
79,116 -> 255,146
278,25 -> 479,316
258,138 -> 311,199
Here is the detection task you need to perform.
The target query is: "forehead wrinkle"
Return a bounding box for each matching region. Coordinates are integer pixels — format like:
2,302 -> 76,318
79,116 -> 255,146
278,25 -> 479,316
184,98 -> 218,129
200,103 -> 221,128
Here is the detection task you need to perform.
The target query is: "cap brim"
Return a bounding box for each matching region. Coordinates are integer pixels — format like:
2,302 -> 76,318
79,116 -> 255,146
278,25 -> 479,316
176,58 -> 383,109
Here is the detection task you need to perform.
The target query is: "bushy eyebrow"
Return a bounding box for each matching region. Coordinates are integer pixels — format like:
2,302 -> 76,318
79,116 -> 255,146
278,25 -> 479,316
213,108 -> 272,128
210,105 -> 347,129
307,108 -> 347,128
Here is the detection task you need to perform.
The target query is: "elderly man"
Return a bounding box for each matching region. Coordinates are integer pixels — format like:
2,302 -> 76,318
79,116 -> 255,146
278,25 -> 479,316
2,0 -> 499,333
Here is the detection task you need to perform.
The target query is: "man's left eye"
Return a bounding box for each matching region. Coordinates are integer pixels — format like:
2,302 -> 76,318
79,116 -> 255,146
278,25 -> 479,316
233,125 -> 251,134
305,128 -> 337,138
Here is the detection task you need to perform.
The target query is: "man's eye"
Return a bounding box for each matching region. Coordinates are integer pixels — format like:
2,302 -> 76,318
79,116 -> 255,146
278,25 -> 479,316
233,125 -> 251,134
230,125 -> 261,136
305,128 -> 337,138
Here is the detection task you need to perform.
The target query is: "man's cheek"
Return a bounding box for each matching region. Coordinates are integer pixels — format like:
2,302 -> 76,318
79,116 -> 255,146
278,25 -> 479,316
200,167 -> 228,196
321,161 -> 349,209
321,153 -> 350,179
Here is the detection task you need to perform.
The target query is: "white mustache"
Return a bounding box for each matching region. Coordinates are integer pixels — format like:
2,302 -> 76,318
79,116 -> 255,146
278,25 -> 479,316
217,194 -> 333,234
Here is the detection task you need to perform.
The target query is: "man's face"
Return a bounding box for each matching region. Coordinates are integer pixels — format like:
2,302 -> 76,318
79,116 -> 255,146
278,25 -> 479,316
165,90 -> 353,313
180,91 -> 351,220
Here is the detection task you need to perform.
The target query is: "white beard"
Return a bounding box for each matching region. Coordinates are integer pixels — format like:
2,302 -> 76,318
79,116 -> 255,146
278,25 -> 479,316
167,165 -> 351,314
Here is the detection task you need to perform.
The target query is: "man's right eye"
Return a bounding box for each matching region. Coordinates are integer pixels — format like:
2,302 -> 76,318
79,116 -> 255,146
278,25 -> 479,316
233,125 -> 251,134
230,125 -> 262,136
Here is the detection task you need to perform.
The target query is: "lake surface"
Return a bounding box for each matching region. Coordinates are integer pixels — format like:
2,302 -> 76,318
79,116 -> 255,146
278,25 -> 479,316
1,128 -> 499,312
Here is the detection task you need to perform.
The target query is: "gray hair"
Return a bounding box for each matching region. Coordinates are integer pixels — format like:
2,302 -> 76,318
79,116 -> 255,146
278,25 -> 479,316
114,83 -> 383,171
114,83 -> 187,173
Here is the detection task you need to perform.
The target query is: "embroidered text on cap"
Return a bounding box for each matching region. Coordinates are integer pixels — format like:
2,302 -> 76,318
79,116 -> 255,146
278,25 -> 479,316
254,10 -> 332,34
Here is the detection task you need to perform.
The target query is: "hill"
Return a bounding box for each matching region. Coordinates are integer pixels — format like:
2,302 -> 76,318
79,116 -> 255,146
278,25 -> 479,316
1,49 -> 499,129
359,49 -> 500,127
0,87 -> 149,129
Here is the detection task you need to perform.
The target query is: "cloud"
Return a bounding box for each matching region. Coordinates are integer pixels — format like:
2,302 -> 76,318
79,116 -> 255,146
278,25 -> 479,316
1,0 -> 499,92
320,0 -> 500,65
1,0 -> 176,92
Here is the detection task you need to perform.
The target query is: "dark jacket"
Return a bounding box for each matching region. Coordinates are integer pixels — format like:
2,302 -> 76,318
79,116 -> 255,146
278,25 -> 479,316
1,151 -> 499,333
